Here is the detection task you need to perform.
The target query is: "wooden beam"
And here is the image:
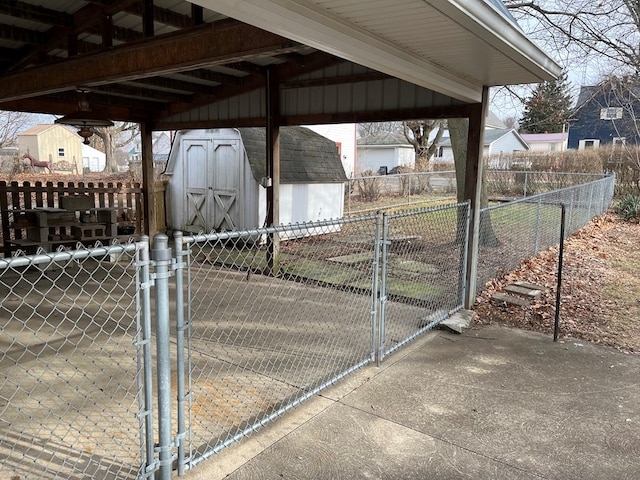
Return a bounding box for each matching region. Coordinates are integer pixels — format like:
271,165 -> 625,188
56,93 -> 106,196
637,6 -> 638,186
143,0 -> 154,37
7,0 -> 139,71
0,23 -> 299,102
265,67 -> 280,276
156,102 -> 474,131
140,122 -> 156,237
0,1 -> 73,28
126,76 -> 215,96
0,24 -> 45,45
463,86 -> 489,308
165,51 -> 340,117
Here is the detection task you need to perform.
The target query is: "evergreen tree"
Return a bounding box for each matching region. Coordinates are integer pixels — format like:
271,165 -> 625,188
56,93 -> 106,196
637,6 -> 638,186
520,73 -> 573,133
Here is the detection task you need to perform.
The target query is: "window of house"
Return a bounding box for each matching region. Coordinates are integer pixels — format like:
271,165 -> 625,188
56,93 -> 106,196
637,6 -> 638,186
613,137 -> 626,145
58,147 -> 65,157
600,107 -> 623,120
550,143 -> 557,151
579,139 -> 600,150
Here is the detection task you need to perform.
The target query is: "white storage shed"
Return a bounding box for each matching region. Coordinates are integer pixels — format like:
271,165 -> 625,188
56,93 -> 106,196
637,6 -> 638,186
165,127 -> 347,235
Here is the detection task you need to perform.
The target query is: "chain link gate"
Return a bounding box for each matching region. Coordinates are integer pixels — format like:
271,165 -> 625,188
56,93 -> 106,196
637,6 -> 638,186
170,216 -> 381,472
377,202 -> 470,361
0,241 -> 149,480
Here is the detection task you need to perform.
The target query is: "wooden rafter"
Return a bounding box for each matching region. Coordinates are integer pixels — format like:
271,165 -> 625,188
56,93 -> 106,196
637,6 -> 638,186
0,22 -> 301,104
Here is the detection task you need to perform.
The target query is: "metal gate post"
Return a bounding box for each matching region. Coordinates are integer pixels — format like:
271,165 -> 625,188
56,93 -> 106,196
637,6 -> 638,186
370,213 -> 382,364
137,236 -> 157,478
152,234 -> 174,480
377,213 -> 390,365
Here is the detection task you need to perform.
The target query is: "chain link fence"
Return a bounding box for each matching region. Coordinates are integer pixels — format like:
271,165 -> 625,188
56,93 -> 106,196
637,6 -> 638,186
345,171 -> 457,215
0,242 -> 148,480
484,170 -> 610,198
1,173 -> 614,479
476,174 -> 615,294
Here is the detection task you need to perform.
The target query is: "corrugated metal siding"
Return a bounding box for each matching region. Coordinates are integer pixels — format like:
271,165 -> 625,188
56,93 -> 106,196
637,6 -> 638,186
161,66 -> 462,126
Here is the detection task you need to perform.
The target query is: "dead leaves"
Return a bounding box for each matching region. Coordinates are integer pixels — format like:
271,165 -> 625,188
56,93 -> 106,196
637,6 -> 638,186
474,213 -> 640,353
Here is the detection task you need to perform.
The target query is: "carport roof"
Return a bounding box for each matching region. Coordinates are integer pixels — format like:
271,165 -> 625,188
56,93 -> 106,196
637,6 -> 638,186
0,1 -> 560,129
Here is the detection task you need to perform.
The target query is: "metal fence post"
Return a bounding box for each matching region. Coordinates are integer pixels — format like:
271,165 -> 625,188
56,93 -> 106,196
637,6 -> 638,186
152,233 -> 174,480
173,231 -> 189,475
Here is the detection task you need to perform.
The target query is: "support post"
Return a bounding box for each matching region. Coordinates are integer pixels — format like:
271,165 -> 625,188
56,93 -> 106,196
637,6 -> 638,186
266,67 -> 280,275
152,234 -> 173,480
141,122 -> 157,238
463,86 -> 489,308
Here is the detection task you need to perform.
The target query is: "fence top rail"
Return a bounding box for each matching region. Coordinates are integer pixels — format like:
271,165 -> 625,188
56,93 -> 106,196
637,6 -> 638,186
481,174 -> 615,213
180,213 -> 380,246
0,240 -> 141,269
0,180 -> 142,190
487,170 -> 610,179
350,171 -> 456,181
384,200 -> 470,220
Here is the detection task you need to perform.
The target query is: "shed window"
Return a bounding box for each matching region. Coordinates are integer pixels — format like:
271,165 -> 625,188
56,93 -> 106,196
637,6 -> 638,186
613,137 -> 626,145
600,107 -> 623,120
58,147 -> 65,157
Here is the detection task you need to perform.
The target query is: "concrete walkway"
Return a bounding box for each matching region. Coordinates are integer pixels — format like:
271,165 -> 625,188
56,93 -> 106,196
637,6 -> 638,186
184,325 -> 640,480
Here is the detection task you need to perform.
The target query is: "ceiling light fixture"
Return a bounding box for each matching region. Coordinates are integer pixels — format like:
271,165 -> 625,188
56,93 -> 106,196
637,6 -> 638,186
55,87 -> 113,143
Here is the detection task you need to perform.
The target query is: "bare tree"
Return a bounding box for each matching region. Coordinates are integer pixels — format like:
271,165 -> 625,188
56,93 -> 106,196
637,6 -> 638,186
92,122 -> 139,173
505,1 -> 640,77
402,120 -> 444,170
0,110 -> 31,147
357,121 -> 403,138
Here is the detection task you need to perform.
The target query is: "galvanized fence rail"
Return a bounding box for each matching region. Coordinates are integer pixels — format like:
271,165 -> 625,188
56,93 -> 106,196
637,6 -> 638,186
0,241 -> 149,480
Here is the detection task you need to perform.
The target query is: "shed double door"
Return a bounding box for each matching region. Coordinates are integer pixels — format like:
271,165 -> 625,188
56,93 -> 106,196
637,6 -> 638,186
184,138 -> 242,233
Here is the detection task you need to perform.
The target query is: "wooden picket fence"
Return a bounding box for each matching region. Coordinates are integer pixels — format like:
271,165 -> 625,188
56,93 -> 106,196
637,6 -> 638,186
0,180 -> 144,256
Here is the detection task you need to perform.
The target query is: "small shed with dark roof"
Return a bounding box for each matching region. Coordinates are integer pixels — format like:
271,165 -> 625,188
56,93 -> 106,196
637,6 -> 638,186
165,127 -> 346,235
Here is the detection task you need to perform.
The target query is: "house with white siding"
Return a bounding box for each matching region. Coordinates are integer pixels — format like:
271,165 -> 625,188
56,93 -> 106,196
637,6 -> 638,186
521,132 -> 568,152
434,128 -> 529,168
356,132 -> 414,174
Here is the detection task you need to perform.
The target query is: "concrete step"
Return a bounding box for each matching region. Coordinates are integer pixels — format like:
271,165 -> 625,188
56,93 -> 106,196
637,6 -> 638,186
504,284 -> 542,299
512,281 -> 548,292
491,292 -> 530,307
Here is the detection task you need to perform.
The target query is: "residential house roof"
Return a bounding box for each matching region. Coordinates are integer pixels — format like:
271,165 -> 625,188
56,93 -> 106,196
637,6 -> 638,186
19,124 -> 65,136
357,132 -> 412,146
439,128 -> 527,148
521,132 -> 567,143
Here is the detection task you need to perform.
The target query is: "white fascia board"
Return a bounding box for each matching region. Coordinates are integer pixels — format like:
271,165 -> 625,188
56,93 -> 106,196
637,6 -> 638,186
437,0 -> 562,83
191,0 -> 483,103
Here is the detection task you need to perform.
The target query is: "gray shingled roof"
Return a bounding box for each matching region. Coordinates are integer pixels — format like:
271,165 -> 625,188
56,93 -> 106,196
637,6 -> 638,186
358,132 -> 410,146
239,127 -> 346,184
439,128 -> 517,147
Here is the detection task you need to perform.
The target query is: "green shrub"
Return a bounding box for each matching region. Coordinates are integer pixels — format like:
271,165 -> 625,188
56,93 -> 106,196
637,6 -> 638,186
615,194 -> 640,221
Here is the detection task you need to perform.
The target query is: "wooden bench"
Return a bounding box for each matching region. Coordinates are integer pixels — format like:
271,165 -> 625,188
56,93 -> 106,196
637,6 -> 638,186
52,160 -> 78,174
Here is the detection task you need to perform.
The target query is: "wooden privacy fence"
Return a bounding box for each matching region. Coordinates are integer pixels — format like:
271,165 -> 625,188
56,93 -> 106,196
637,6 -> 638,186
0,180 -> 144,256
